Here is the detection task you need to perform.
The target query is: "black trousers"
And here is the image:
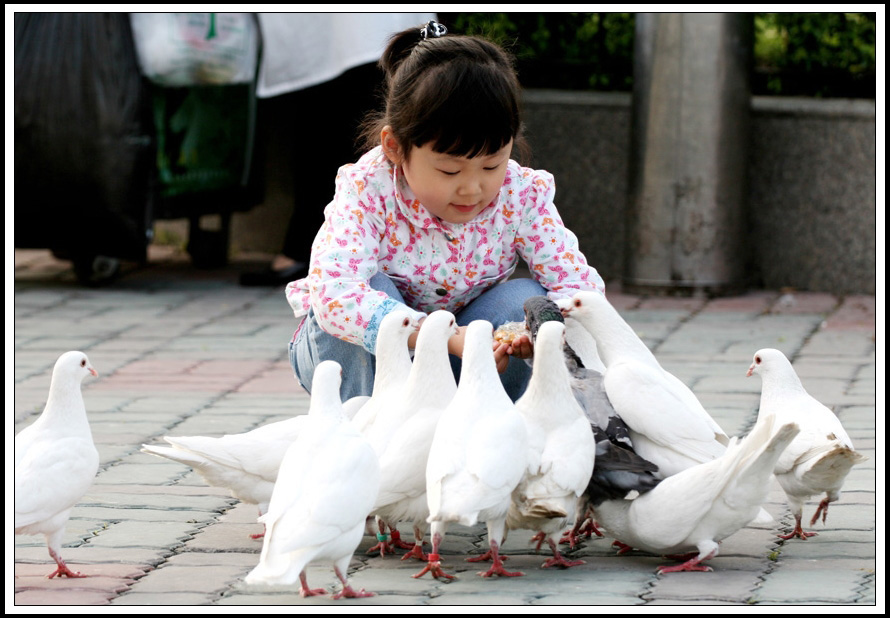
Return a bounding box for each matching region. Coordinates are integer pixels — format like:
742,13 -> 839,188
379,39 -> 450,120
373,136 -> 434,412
256,62 -> 384,263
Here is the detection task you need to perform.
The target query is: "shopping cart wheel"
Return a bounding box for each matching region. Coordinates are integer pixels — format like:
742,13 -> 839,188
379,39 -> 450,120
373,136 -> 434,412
73,255 -> 121,286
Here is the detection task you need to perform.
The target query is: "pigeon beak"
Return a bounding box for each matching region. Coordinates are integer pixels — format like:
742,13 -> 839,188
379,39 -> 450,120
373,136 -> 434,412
745,365 -> 754,378
89,367 -> 99,377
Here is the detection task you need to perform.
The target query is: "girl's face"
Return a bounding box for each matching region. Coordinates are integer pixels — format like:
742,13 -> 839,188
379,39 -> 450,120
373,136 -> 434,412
384,132 -> 513,225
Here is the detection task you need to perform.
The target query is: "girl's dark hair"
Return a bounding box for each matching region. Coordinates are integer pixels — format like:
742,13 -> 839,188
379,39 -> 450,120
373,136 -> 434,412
360,24 -> 529,163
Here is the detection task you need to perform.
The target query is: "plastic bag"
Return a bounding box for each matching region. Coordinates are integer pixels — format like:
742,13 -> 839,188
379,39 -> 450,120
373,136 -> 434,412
14,12 -> 152,264
130,13 -> 259,86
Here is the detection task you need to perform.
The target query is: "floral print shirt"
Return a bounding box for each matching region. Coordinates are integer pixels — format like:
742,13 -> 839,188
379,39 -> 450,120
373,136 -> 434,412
285,146 -> 605,353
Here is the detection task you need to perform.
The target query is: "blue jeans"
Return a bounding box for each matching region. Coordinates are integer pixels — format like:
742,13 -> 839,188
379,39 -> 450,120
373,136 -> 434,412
290,273 -> 546,402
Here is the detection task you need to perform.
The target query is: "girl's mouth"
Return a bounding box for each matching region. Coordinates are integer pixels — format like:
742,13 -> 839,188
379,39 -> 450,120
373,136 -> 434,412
451,203 -> 478,213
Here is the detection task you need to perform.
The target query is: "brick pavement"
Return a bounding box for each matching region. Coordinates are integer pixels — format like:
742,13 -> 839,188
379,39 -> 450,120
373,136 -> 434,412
11,247 -> 879,608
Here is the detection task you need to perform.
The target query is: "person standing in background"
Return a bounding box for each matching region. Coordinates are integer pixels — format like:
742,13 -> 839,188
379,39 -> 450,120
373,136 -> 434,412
240,13 -> 436,286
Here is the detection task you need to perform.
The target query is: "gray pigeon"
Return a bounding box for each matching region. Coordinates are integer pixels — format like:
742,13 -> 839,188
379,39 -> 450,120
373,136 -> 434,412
522,296 -> 661,546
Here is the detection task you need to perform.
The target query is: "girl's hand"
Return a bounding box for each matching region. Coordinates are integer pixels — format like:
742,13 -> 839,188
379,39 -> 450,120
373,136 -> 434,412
492,342 -> 511,374
505,334 -> 534,360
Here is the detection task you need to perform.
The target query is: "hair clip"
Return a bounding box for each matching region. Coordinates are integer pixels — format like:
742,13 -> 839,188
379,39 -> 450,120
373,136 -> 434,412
420,21 -> 447,40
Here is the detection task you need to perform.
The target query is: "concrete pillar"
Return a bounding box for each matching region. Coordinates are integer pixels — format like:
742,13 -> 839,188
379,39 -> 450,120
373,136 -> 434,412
624,13 -> 752,296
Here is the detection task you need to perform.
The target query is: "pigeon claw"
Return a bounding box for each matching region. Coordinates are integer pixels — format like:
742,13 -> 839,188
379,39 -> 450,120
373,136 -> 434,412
399,545 -> 429,562
541,554 -> 586,569
412,558 -> 455,580
465,549 -> 508,563
809,498 -> 830,527
529,531 -> 548,550
299,586 -> 328,597
332,586 -> 375,599
47,565 -> 87,579
478,563 -> 524,578
389,529 -> 416,551
656,562 -> 713,575
612,540 -> 635,555
778,527 -> 818,540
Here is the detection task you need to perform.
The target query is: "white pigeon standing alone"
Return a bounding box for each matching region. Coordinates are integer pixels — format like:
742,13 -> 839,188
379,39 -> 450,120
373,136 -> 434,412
507,320 -> 595,569
592,414 -> 801,574
557,291 -> 730,477
419,320 -> 529,580
747,348 -> 867,540
245,360 -> 380,599
15,351 -> 100,578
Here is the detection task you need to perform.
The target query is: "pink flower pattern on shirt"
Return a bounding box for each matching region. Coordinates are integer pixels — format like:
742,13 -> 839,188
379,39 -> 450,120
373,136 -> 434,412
285,146 -> 604,353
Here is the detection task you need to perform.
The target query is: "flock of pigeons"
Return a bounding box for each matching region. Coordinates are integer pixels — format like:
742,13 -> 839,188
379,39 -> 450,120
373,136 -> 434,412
14,290 -> 867,600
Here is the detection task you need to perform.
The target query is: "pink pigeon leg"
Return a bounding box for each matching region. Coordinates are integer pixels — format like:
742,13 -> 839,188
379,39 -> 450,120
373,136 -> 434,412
413,530 -> 455,580
298,572 -> 327,597
477,539 -> 523,578
778,513 -> 818,540
249,509 -> 266,539
656,548 -> 717,575
541,537 -> 585,569
809,497 -> 831,526
613,540 -> 635,554
398,526 -> 429,562
331,566 -> 374,599
46,547 -> 87,579
366,518 -> 394,556
389,527 -> 416,551
530,531 -> 547,550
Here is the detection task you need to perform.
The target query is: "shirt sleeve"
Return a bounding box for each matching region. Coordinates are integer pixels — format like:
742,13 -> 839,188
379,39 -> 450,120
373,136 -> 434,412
304,163 -> 426,354
513,169 -> 606,300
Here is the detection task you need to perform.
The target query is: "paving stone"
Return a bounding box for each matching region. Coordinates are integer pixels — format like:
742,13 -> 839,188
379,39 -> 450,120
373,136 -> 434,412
753,568 -> 865,603
111,592 -> 215,605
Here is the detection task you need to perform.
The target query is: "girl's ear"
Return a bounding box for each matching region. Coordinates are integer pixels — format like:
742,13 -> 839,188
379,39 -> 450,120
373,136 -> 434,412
381,126 -> 404,165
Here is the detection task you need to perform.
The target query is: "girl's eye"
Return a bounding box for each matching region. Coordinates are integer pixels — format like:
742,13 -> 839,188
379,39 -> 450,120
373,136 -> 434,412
439,170 -> 459,176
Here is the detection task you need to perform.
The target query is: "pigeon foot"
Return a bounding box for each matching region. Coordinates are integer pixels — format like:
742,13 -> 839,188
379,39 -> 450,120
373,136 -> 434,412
541,554 -> 585,569
656,549 -> 716,575
400,544 -> 428,562
466,549 -> 509,563
389,529 -> 416,550
412,555 -> 455,580
333,585 -> 374,599
47,564 -> 87,579
809,498 -> 830,526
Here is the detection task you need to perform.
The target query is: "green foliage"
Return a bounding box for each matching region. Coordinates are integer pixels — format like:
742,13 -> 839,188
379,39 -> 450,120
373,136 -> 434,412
437,12 -> 634,91
753,13 -> 876,97
438,12 -> 875,98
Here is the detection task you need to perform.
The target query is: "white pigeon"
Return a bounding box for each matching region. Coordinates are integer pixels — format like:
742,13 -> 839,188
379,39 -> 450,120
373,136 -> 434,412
557,291 -> 730,478
507,320 -> 596,569
419,320 -> 529,580
347,309 -> 423,554
592,413 -> 801,574
141,415 -> 309,539
350,309 -> 420,435
244,360 -> 380,599
747,347 -> 867,540
15,351 -> 100,578
367,310 -> 460,562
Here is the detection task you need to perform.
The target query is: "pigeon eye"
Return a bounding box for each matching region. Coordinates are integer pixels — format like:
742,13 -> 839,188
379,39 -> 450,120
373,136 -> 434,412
402,318 -> 410,327
574,299 -> 581,307
755,356 -> 761,365
80,359 -> 86,367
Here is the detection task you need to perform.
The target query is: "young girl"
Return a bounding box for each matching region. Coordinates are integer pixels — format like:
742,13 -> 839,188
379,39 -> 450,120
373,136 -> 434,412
286,21 -> 605,401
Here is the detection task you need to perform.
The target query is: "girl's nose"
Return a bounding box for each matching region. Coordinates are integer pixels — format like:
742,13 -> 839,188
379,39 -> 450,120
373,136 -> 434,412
457,176 -> 483,197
